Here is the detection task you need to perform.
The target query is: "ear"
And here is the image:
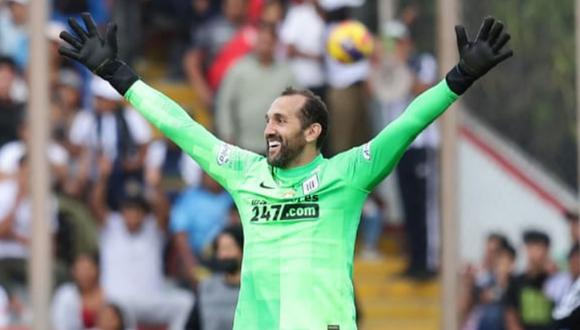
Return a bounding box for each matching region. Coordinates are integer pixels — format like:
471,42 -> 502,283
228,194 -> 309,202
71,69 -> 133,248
304,123 -> 322,145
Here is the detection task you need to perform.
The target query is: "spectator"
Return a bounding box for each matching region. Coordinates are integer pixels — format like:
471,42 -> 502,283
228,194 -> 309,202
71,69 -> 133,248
69,77 -> 151,207
280,0 -> 326,97
505,230 -> 555,330
0,0 -> 28,70
52,253 -> 105,330
171,172 -> 233,286
0,118 -> 69,188
90,156 -> 193,330
459,233 -> 511,329
215,22 -> 296,154
145,137 -> 202,199
552,276 -> 580,330
0,56 -> 25,147
0,156 -> 59,306
476,240 -> 517,330
186,225 -> 243,330
183,0 -> 249,108
372,20 -> 441,279
545,243 -> 580,306
52,69 -> 84,152
317,2 -> 371,155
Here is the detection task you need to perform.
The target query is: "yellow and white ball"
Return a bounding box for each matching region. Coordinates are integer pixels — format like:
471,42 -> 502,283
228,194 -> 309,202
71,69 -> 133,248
327,20 -> 374,64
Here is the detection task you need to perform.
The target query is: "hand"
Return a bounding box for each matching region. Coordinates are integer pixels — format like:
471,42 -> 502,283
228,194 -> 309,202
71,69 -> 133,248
455,17 -> 513,79
58,13 -> 118,75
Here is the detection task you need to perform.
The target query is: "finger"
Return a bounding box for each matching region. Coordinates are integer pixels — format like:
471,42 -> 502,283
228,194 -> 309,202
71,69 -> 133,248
475,16 -> 495,42
492,33 -> 511,53
59,31 -> 83,50
68,17 -> 88,41
106,23 -> 118,52
58,46 -> 81,61
455,25 -> 469,49
493,49 -> 513,64
81,12 -> 99,38
488,21 -> 504,45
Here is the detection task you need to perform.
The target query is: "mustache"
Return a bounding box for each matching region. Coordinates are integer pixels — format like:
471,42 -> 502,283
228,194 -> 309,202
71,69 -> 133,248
266,134 -> 283,142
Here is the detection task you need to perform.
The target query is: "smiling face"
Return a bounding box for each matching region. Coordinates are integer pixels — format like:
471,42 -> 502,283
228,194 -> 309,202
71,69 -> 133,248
264,95 -> 309,168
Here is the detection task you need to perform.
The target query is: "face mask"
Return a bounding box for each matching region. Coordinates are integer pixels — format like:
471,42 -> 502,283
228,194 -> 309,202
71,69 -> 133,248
213,258 -> 241,274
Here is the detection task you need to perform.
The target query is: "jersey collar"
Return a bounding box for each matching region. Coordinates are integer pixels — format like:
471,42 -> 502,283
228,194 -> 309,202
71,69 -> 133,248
272,154 -> 324,182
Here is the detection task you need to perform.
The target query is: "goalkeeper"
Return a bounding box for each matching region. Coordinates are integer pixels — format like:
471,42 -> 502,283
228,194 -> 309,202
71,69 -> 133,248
59,14 -> 512,330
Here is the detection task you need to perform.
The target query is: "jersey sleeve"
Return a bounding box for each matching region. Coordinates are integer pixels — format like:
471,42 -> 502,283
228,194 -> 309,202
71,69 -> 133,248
334,79 -> 458,192
123,80 -> 261,192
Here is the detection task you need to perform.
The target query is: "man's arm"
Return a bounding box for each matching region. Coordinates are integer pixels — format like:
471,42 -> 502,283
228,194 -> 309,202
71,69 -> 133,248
58,13 -> 260,191
337,17 -> 512,192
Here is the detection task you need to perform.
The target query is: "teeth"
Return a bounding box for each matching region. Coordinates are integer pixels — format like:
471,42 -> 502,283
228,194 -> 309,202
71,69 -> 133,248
269,141 -> 280,148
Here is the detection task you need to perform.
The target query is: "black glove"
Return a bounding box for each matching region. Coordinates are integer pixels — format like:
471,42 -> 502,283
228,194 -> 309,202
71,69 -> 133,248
446,17 -> 513,95
58,13 -> 138,95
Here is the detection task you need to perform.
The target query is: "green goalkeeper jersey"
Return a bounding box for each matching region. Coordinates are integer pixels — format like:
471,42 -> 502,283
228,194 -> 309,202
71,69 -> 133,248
124,79 -> 458,330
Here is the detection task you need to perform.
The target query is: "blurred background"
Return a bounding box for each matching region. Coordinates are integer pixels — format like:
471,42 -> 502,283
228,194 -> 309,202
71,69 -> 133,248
1,0 -> 579,329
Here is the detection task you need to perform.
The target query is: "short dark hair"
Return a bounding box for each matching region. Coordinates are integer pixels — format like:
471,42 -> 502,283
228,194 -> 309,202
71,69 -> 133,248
500,241 -> 517,260
523,229 -> 551,247
280,87 -> 328,149
0,56 -> 17,71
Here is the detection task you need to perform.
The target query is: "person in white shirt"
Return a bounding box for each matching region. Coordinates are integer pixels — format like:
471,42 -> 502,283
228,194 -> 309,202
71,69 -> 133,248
0,117 -> 69,187
0,155 -> 58,309
90,155 -> 193,330
69,76 -> 151,208
280,0 -> 326,96
52,253 -> 106,330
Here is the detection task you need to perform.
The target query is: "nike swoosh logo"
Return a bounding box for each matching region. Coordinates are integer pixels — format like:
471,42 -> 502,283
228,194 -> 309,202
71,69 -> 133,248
259,182 -> 275,189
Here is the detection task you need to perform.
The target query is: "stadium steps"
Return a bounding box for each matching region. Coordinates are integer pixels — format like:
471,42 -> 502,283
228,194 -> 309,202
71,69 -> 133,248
354,247 -> 440,330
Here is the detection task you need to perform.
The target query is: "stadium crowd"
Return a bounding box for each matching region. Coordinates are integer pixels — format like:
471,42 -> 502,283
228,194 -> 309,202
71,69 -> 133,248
459,212 -> 580,330
0,0 -> 577,329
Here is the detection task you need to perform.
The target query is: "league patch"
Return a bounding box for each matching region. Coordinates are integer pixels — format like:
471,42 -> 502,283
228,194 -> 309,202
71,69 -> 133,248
217,143 -> 231,166
362,142 -> 371,161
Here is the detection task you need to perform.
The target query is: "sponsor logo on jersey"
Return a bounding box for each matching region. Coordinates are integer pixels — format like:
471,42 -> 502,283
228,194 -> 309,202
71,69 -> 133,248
328,326 -> 340,330
362,142 -> 371,161
259,182 -> 275,189
249,195 -> 319,223
302,175 -> 319,195
216,143 -> 231,166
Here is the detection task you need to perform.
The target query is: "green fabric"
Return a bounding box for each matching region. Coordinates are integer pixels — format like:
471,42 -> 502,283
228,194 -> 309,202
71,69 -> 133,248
124,79 -> 457,330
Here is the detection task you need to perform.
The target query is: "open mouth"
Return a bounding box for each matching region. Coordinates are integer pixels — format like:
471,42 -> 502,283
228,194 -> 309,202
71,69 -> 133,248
267,140 -> 282,155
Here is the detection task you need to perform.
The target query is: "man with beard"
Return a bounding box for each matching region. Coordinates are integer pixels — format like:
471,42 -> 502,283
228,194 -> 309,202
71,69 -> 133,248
58,13 -> 512,330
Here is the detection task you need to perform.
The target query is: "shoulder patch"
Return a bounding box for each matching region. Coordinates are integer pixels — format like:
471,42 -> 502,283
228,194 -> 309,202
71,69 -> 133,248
217,143 -> 231,166
362,142 -> 371,161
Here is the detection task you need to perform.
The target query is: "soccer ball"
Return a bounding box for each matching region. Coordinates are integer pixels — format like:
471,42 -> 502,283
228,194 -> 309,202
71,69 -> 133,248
327,20 -> 374,64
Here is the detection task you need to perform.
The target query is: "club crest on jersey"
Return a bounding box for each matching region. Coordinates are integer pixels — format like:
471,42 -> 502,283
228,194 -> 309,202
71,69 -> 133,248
302,175 -> 319,195
217,143 -> 231,166
362,142 -> 371,161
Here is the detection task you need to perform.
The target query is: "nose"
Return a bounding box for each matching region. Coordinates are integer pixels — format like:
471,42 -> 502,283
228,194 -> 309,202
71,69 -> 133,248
264,121 -> 276,137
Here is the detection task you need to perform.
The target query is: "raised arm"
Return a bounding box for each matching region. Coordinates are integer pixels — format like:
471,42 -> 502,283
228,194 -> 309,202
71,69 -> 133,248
58,13 -> 261,191
341,17 -> 513,191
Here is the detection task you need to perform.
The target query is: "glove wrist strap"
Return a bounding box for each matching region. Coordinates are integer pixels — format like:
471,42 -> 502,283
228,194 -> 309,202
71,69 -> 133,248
97,60 -> 139,96
445,65 -> 477,95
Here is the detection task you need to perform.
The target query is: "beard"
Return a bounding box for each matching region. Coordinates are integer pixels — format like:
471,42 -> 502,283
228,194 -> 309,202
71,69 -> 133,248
266,133 -> 307,168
